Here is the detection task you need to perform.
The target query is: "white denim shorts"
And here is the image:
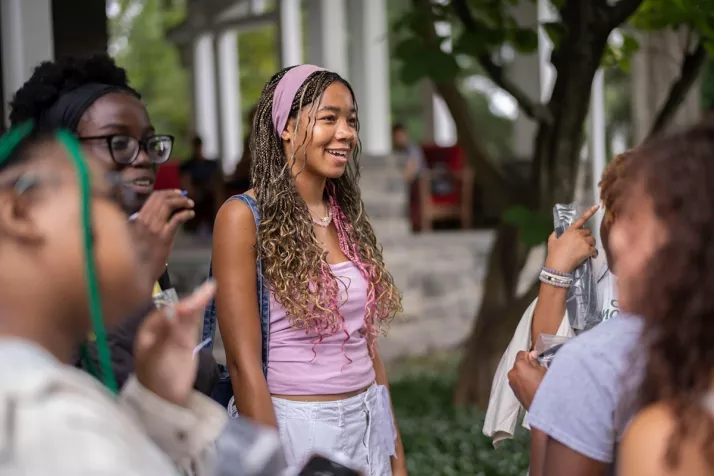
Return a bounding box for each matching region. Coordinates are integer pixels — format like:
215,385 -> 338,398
272,384 -> 397,476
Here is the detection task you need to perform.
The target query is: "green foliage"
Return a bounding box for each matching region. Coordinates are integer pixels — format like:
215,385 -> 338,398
602,34 -> 640,72
111,0 -> 191,158
630,0 -> 714,54
502,205 -> 552,246
391,356 -> 530,476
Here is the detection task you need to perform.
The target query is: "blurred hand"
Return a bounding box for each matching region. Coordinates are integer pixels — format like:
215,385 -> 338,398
507,350 -> 547,410
544,204 -> 599,274
131,189 -> 195,281
134,280 -> 216,407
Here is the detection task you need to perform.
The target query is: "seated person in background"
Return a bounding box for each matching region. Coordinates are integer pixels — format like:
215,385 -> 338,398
392,122 -> 425,183
180,135 -> 223,235
225,105 -> 258,198
0,125 -> 225,474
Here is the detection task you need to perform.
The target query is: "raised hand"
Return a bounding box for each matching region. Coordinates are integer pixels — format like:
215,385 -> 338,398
131,189 -> 195,280
134,280 -> 216,407
545,204 -> 600,274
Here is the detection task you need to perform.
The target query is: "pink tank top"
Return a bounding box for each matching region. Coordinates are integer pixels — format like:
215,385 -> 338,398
266,260 -> 376,395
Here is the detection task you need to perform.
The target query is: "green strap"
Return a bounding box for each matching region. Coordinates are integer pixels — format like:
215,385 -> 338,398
57,129 -> 118,394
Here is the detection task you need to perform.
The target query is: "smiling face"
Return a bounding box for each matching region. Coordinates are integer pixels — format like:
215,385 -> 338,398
76,92 -> 156,213
281,81 -> 358,180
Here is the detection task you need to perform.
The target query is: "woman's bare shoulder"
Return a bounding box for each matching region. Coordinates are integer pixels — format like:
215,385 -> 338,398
619,402 -> 712,476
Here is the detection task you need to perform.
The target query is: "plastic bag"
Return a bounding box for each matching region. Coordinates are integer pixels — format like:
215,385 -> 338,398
213,418 -> 288,476
534,334 -> 570,368
152,287 -> 179,310
553,203 -> 600,331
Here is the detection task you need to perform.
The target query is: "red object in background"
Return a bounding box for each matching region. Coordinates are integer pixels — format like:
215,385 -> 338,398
408,144 -> 474,231
154,160 -> 181,190
421,145 -> 464,205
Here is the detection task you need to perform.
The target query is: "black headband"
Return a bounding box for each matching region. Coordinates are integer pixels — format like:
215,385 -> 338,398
40,83 -> 140,132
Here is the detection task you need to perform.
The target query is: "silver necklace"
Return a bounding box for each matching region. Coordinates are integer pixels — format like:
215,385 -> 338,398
310,204 -> 332,227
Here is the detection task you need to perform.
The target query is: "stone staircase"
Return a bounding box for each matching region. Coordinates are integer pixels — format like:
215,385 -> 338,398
168,157 -> 500,363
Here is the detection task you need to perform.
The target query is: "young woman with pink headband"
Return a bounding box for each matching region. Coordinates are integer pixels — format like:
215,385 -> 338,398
205,65 -> 407,474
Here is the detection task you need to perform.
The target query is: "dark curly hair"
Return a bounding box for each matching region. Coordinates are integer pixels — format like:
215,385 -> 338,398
599,150 -> 633,229
624,121 -> 714,470
8,54 -> 138,127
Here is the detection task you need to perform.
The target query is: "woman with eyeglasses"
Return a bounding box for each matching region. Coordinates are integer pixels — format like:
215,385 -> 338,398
8,54 -> 218,394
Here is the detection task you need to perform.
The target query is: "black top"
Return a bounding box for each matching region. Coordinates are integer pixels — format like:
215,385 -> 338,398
77,269 -> 218,395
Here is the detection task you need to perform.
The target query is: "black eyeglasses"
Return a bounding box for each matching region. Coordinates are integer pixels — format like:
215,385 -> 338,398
78,134 -> 174,165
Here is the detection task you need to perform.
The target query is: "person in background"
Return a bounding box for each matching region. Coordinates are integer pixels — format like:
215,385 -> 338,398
614,122 -> 714,475
225,105 -> 258,197
210,65 -> 407,475
0,124 -> 225,474
8,54 -> 217,394
391,122 -> 425,183
180,136 -> 223,236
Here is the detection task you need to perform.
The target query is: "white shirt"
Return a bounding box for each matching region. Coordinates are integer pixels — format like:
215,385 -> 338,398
0,338 -> 227,475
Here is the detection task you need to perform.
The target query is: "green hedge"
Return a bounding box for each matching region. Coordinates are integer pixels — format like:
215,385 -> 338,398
390,358 -> 530,476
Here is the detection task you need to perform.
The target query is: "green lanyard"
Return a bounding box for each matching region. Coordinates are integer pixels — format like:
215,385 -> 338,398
0,123 -> 118,394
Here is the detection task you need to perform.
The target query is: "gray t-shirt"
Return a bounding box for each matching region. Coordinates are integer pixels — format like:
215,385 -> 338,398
528,315 -> 644,465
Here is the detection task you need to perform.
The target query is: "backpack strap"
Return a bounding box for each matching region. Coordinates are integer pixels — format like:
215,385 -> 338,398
202,194 -> 269,377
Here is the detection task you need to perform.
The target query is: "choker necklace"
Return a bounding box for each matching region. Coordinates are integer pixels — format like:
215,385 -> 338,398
310,204 -> 333,227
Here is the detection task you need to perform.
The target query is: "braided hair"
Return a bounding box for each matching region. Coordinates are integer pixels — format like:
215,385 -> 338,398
250,67 -> 402,347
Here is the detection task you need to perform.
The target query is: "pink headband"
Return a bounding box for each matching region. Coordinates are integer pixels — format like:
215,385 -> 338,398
272,64 -> 326,137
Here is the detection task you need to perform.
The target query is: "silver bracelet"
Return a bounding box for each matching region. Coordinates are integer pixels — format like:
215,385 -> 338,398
539,270 -> 572,288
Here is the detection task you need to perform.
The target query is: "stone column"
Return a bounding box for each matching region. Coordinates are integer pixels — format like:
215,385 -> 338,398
278,0 -> 303,68
217,30 -> 242,175
631,29 -> 702,144
1,0 -> 54,127
347,0 -> 391,156
306,0 -> 348,77
193,34 -> 220,159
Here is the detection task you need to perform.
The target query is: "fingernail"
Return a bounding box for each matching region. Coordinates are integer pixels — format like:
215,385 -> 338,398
128,212 -> 139,222
181,190 -> 188,196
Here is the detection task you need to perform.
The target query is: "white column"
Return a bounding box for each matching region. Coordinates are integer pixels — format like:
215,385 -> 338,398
278,0 -> 302,68
306,0 -> 348,77
217,30 -> 242,175
432,20 -> 457,146
193,34 -> 220,159
1,0 -> 54,127
537,0 -> 557,102
348,0 -> 391,156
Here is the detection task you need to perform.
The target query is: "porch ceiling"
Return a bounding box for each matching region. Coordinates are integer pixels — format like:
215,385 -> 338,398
167,0 -> 275,45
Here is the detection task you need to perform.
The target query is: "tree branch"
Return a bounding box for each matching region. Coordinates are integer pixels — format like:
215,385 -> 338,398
410,0 -> 529,208
451,0 -> 553,125
607,0 -> 645,28
647,41 -> 707,139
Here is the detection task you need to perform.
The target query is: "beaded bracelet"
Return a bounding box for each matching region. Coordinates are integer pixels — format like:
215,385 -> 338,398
542,266 -> 572,278
539,269 -> 573,288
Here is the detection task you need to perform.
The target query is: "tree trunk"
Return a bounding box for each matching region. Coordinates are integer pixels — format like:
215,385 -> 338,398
454,222 -> 535,407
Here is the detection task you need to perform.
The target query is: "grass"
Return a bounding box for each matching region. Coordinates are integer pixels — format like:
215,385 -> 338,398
388,351 -> 530,476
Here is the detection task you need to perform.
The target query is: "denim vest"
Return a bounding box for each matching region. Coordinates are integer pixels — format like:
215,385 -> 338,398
202,194 -> 270,406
